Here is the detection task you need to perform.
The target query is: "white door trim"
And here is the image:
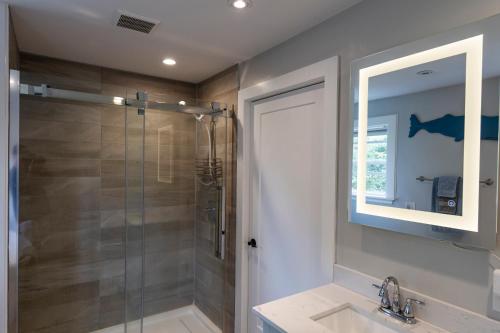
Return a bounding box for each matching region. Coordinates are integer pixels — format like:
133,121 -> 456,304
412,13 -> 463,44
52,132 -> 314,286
235,56 -> 339,333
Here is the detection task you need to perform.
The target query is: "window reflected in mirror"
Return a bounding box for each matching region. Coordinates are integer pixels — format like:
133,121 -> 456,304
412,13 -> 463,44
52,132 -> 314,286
352,114 -> 397,202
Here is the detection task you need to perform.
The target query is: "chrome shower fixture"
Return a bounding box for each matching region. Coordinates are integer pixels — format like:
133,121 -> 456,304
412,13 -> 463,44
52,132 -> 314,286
194,113 -> 226,260
195,115 -> 223,187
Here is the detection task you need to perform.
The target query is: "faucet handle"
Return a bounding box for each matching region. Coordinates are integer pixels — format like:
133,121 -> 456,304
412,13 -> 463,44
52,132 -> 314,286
372,283 -> 390,308
403,298 -> 425,319
372,283 -> 385,296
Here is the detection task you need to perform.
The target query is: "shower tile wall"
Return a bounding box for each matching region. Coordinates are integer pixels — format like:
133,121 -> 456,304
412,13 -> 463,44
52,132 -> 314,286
195,65 -> 238,332
17,53 -> 197,333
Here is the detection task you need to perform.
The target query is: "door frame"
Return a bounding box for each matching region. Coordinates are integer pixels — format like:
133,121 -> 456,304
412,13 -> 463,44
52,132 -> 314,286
235,56 -> 339,333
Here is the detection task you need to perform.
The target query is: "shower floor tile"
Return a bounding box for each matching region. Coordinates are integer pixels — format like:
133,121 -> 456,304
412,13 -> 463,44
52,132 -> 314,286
92,305 -> 221,333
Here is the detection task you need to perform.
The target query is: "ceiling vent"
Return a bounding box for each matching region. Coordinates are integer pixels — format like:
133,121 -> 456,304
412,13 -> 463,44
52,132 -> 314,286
115,10 -> 159,34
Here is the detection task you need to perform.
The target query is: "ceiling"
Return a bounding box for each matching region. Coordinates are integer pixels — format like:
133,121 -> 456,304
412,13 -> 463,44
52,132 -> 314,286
8,0 -> 362,83
361,26 -> 500,101
368,54 -> 467,101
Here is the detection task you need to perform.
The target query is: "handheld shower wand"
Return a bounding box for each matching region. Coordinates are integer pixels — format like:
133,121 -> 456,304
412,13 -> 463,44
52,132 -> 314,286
194,113 -> 225,259
195,115 -> 223,187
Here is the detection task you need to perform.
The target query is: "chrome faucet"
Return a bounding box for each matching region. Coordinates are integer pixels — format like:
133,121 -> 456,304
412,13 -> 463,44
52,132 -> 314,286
379,276 -> 401,312
373,276 -> 425,324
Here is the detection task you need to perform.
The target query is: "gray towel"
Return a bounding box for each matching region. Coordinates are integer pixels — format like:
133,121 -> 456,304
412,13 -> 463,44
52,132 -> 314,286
431,176 -> 464,233
431,176 -> 462,215
437,176 -> 460,198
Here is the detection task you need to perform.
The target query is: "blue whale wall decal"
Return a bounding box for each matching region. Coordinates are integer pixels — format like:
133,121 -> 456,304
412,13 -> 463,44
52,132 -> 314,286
409,114 -> 499,141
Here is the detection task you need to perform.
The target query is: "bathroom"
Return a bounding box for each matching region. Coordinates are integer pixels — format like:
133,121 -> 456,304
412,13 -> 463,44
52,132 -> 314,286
1,0 -> 500,332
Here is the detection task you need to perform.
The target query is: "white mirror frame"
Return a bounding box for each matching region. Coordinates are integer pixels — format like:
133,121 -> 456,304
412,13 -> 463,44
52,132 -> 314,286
356,35 -> 483,232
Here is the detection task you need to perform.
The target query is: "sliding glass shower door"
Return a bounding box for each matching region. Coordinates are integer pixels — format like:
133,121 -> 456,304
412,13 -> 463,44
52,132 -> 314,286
13,78 -> 137,333
10,70 -> 231,333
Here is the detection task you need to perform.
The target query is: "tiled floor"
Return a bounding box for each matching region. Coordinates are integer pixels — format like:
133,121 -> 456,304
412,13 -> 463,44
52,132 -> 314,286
93,305 -> 221,333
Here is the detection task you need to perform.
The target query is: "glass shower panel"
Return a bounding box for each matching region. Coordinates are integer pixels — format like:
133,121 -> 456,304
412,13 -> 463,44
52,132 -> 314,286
142,93 -> 197,322
125,97 -> 146,333
17,92 -> 129,333
13,76 -> 231,333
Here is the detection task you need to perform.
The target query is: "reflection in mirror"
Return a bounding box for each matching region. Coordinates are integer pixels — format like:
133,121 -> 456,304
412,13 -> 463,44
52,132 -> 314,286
349,14 -> 500,249
354,54 -> 467,215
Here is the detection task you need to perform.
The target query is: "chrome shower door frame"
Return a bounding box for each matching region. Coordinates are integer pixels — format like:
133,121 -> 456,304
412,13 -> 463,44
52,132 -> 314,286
8,69 -> 20,333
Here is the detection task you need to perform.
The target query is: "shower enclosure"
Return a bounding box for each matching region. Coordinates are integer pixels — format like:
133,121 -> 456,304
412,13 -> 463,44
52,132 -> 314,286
7,66 -> 234,333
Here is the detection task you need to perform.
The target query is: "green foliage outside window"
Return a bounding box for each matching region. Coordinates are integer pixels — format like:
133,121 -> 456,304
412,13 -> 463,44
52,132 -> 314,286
352,133 -> 388,197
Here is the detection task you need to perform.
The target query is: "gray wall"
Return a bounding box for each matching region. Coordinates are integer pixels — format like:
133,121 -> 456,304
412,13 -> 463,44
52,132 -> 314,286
240,0 -> 500,317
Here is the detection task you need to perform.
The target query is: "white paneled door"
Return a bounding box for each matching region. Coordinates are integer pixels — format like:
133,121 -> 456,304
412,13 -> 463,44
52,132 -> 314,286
248,84 -> 334,333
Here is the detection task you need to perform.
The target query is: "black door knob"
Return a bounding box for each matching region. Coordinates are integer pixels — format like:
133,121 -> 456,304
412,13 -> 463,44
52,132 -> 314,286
247,238 -> 257,248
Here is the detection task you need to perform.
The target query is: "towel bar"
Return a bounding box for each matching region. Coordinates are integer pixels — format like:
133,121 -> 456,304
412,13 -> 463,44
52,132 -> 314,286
416,176 -> 494,186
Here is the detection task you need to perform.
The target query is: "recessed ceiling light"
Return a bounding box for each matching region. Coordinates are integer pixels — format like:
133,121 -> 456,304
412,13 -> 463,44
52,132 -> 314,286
178,100 -> 187,106
162,58 -> 176,66
229,0 -> 252,9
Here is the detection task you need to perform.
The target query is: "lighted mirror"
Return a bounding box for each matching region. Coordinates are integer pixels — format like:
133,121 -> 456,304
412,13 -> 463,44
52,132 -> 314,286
349,14 -> 500,249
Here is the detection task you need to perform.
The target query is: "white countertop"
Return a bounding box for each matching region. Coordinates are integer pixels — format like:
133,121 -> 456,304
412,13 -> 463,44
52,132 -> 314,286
253,283 -> 448,333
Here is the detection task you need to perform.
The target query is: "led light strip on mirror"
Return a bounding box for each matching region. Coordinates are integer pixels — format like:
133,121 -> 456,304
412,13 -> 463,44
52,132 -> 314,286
356,35 -> 483,232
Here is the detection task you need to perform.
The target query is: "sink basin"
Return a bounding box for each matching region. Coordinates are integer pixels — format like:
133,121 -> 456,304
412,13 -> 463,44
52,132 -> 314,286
314,305 -> 400,333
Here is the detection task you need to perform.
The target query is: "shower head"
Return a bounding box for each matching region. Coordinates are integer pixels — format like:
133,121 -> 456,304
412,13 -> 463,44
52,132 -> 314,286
195,115 -> 222,186
194,114 -> 205,122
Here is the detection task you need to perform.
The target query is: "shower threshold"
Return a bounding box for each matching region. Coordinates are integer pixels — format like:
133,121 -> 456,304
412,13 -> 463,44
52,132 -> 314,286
92,305 -> 221,333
